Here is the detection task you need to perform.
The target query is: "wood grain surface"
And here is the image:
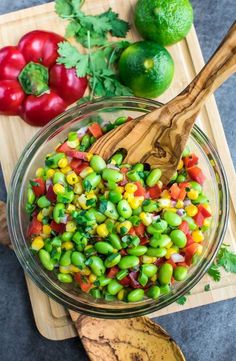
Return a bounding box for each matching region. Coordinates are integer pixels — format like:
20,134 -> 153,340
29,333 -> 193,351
0,1 -> 235,341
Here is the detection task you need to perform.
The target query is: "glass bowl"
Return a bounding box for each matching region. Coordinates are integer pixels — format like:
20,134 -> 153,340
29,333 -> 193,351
8,96 -> 229,318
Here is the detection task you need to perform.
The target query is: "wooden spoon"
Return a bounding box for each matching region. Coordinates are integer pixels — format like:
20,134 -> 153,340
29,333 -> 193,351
90,22 -> 236,184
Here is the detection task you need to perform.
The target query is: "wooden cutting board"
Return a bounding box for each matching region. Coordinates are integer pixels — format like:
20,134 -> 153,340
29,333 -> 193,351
0,1 -> 235,340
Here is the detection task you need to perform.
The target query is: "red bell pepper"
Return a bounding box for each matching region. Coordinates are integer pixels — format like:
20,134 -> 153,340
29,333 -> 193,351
184,243 -> 200,265
148,185 -> 162,199
186,234 -> 195,246
56,141 -> 73,154
187,166 -> 206,185
178,221 -> 190,235
106,266 -> 119,279
0,30 -> 87,126
31,178 -> 45,198
198,204 -> 212,218
134,182 -> 146,197
119,276 -> 130,287
193,211 -> 205,228
133,223 -> 146,238
27,217 -> 42,237
50,220 -> 65,234
169,183 -> 181,200
183,153 -> 199,168
65,150 -> 91,161
46,185 -> 57,203
74,273 -> 92,293
88,122 -> 103,138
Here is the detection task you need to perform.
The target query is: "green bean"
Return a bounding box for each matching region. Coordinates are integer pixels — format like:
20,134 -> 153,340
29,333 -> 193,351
107,280 -> 123,295
146,168 -> 162,187
60,250 -> 72,266
150,234 -> 171,248
110,153 -> 123,165
182,215 -> 197,230
45,153 -> 64,168
39,249 -> 54,271
133,163 -> 144,172
170,230 -> 187,248
158,263 -> 173,285
173,266 -> 188,281
127,245 -> 147,256
142,200 -> 159,212
102,168 -> 123,182
127,289 -> 144,302
61,232 -> 73,242
27,187 -> 35,204
95,242 -> 114,255
88,256 -> 105,276
138,272 -> 148,286
146,286 -> 160,300
108,190 -> 123,203
90,288 -> 102,299
57,273 -> 73,283
57,190 -> 74,204
182,145 -> 190,157
71,251 -> 86,268
104,253 -> 121,268
37,196 -> 51,208
126,170 -> 141,182
118,255 -> 139,269
146,247 -> 167,257
116,269 -> 129,280
90,155 -> 106,173
164,211 -> 182,227
117,200 -> 132,219
96,276 -> 111,287
53,203 -> 65,224
141,264 -> 158,277
83,172 -> 101,190
108,234 -> 122,250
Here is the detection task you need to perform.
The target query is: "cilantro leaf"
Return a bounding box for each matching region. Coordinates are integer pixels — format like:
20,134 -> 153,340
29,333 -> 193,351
101,9 -> 130,37
204,284 -> 210,292
217,246 -> 236,273
55,0 -> 73,17
207,264 -> 221,282
176,295 -> 187,305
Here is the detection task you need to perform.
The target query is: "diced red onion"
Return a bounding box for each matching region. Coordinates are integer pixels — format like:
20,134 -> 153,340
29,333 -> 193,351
171,200 -> 177,207
152,215 -> 160,221
77,126 -> 88,138
171,254 -> 185,263
46,179 -> 53,191
60,215 -> 69,224
184,199 -> 191,206
177,209 -> 185,216
106,164 -> 120,170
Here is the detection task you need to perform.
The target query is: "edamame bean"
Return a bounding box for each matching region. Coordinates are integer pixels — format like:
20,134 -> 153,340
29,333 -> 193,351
107,180 -> 117,190
27,188 -> 35,204
90,288 -> 102,298
61,232 -> 73,242
190,181 -> 202,193
53,203 -> 65,224
182,216 -> 197,230
53,171 -> 66,184
127,289 -> 144,302
104,293 -> 116,301
138,272 -> 148,286
160,284 -> 171,295
102,168 -> 123,182
132,207 -> 142,216
102,201 -> 119,220
107,280 -> 123,295
127,245 -> 147,256
116,269 -> 129,280
133,163 -> 144,172
173,266 -> 188,281
150,234 -> 171,248
45,153 -> 64,168
118,255 -> 139,269
39,249 -> 54,271
176,174 -> 186,183
170,230 -> 187,248
108,234 -> 122,250
114,116 -> 127,125
90,155 -> 106,173
95,242 -> 114,255
117,200 -> 132,219
80,134 -> 91,151
96,276 -> 111,287
146,168 -> 162,187
164,211 -> 182,227
158,263 -> 173,285
71,251 -> 86,268
83,172 -> 101,190
142,200 -> 159,212
146,286 -> 160,300
104,253 -> 121,268
60,250 -> 72,266
146,247 -> 167,257
110,153 -> 123,165
57,190 -> 74,203
37,196 -> 51,208
129,215 -> 141,226
147,225 -> 161,236
88,256 -> 105,276
57,273 -> 73,283
192,194 -> 209,205
108,190 -> 123,203
126,170 -> 141,182
141,264 -> 158,277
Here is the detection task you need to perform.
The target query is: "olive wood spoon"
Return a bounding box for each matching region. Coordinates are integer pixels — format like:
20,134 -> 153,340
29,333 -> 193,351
90,22 -> 236,184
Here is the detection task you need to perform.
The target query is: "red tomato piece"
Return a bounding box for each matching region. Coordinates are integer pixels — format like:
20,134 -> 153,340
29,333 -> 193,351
88,122 -> 103,138
178,188 -> 187,201
148,185 -> 162,199
179,221 -> 190,235
27,217 -> 42,237
193,211 -> 205,227
106,266 -> 119,279
75,162 -> 89,175
184,243 -> 200,266
183,153 -> 199,168
128,227 -> 136,236
120,167 -> 129,174
119,276 -> 130,287
74,273 -> 92,293
179,182 -> 190,190
56,141 -> 73,153
65,150 -> 90,161
69,159 -> 82,170
134,182 -> 146,197
140,237 -> 149,245
187,166 -> 206,185
50,220 -> 65,234
169,183 -> 181,200
186,234 -> 195,246
46,184 -> 57,203
198,204 -> 212,218
31,178 -> 45,197
134,223 -> 146,238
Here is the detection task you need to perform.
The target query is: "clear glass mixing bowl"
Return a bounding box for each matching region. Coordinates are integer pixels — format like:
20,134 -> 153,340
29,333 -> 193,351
8,97 -> 229,318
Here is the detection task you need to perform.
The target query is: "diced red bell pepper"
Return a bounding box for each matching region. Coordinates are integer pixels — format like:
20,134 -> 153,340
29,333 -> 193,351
129,271 -> 141,289
106,266 -> 119,279
56,141 -> 73,153
128,227 -> 136,236
187,166 -> 206,185
183,153 -> 199,168
74,273 -> 92,293
140,237 -> 149,245
134,182 -> 146,197
119,276 -> 130,287
120,249 -> 128,256
65,150 -> 91,161
74,161 -> 89,175
169,183 -> 181,200
178,188 -> 187,201
120,167 -> 129,174
88,122 -> 103,138
179,182 -> 190,190
46,184 -> 57,203
166,259 -> 177,269
178,221 -> 190,235
198,204 -> 212,218
27,217 -> 42,237
31,178 -> 45,197
186,234 -> 195,246
50,220 -> 65,234
154,258 -> 165,267
134,223 -> 146,238
184,243 -> 200,266
177,262 -> 188,268
69,159 -> 82,170
148,185 -> 162,199
193,211 -> 205,227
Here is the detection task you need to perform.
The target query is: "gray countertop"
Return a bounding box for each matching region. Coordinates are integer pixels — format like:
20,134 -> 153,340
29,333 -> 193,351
0,1 -> 235,360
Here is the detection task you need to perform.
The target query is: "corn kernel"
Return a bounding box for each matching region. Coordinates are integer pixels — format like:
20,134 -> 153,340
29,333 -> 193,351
166,207 -> 177,213
117,221 -> 132,234
66,204 -> 76,214
185,204 -> 198,217
165,241 -> 173,249
123,191 -> 134,202
66,172 -> 79,185
192,230 -> 204,243
116,186 -> 124,194
37,211 -> 43,222
67,139 -> 79,148
161,190 -> 171,199
61,166 -> 72,174
77,194 -> 89,210
117,289 -> 125,301
74,182 -> 83,195
196,244 -> 203,255
89,273 -> 97,283
31,236 -> 44,251
203,204 -> 212,214
157,180 -> 163,189
46,169 -> 55,179
150,274 -> 158,282
140,212 -> 153,226
66,221 -> 77,233
87,153 -> 93,161
158,198 -> 171,208
176,200 -> 184,209
187,189 -> 199,200
42,206 -> 53,217
80,267 -> 91,276
129,197 -> 142,209
68,264 -> 80,273
177,159 -> 184,170
165,248 -> 177,259
53,183 -> 65,194
203,218 -> 211,227
59,266 -> 71,274
98,182 -> 105,191
58,157 -> 68,168
36,167 -> 44,177
96,223 -> 109,238
42,225 -> 51,235
142,256 -> 157,264
125,183 -> 138,193
80,167 -> 93,178
62,241 -> 74,250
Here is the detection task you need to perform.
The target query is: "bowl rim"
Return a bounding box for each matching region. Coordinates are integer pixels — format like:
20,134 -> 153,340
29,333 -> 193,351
7,96 -> 229,318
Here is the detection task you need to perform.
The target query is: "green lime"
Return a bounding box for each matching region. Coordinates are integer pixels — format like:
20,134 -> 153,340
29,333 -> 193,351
134,0 -> 194,46
118,41 -> 174,98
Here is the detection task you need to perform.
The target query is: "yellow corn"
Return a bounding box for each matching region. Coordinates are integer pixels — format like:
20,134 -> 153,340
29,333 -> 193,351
80,167 -> 93,178
192,230 -> 204,243
150,274 -> 158,282
125,183 -> 138,193
36,167 -> 44,177
80,267 -> 91,276
89,273 -> 97,283
31,236 -> 44,251
166,207 -> 177,213
117,221 -> 132,234
37,211 -> 43,222
67,139 -> 79,148
62,241 -> 74,250
177,159 -> 184,170
203,204 -> 212,215
58,157 -> 68,168
116,186 -> 124,194
61,166 -> 72,174
161,190 -> 171,199
42,225 -> 51,235
176,200 -> 184,209
142,256 -> 157,264
165,241 -> 173,249
66,172 -> 79,185
77,194 -> 89,210
203,218 -> 211,228
42,206 -> 53,217
185,204 -> 198,217
46,169 -> 55,179
117,289 -> 125,301
158,198 -> 171,208
139,212 -> 152,226
187,189 -> 199,200
165,248 -> 177,259
123,192 -> 134,202
59,266 -> 71,274
129,197 -> 141,210
157,180 -> 163,189
68,264 -> 80,273
87,153 -> 93,161
66,221 -> 77,233
196,244 -> 203,255
96,223 -> 109,238
53,183 -> 65,194
74,182 -> 83,195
